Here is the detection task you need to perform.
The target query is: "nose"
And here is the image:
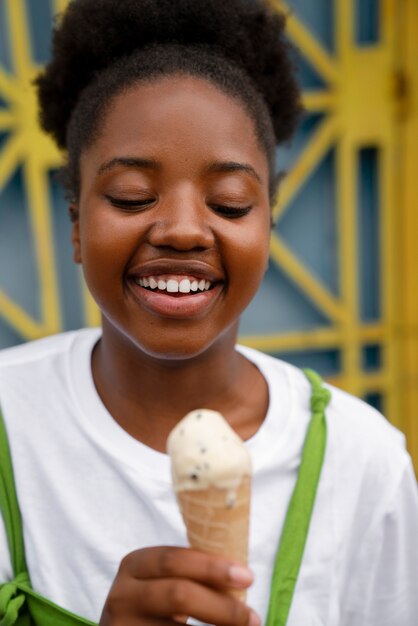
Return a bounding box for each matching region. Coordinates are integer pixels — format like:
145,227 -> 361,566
147,190 -> 215,251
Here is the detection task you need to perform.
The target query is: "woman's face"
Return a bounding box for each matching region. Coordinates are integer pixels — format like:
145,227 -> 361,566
73,75 -> 271,360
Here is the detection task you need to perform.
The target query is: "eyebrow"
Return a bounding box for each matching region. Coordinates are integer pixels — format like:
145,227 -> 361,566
97,157 -> 160,175
97,156 -> 262,184
207,161 -> 262,184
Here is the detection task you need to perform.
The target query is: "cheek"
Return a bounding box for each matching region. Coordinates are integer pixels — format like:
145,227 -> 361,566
224,220 -> 270,299
76,210 -> 133,308
79,208 -> 132,266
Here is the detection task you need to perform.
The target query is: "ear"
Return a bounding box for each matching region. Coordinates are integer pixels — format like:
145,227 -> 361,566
69,204 -> 82,264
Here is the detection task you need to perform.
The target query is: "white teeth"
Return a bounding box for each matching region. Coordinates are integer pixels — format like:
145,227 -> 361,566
167,279 -> 179,293
138,276 -> 213,293
179,279 -> 191,293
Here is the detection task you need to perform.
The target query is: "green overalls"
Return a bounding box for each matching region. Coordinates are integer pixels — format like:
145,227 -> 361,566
0,369 -> 330,626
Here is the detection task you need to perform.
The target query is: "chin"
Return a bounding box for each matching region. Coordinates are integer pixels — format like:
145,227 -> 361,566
102,311 -> 239,363
135,338 -> 217,362
134,324 -> 238,363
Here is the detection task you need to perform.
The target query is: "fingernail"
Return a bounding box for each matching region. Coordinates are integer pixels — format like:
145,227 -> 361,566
248,609 -> 261,626
228,565 -> 253,585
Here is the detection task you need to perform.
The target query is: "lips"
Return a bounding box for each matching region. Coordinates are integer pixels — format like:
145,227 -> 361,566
127,260 -> 223,318
130,259 -> 220,280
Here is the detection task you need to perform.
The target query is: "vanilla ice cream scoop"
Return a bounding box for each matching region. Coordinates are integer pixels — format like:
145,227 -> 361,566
167,408 -> 252,494
167,409 -> 252,588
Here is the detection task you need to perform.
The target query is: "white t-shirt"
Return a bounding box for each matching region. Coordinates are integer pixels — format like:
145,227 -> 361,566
0,329 -> 417,626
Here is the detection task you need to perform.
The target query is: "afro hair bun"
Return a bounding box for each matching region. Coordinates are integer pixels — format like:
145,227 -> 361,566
36,0 -> 301,149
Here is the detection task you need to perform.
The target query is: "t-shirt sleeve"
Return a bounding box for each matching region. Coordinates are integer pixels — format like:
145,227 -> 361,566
0,510 -> 13,581
342,457 -> 418,626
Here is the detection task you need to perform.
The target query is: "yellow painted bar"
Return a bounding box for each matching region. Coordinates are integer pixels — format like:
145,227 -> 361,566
350,372 -> 390,397
0,110 -> 15,130
380,140 -> 403,430
24,157 -> 62,334
0,132 -> 24,190
242,325 -> 384,353
356,372 -> 390,393
0,68 -> 18,103
82,281 -> 101,328
326,371 -> 389,394
269,0 -> 339,85
241,323 -> 385,353
242,328 -> 342,352
302,91 -> 337,112
336,134 -> 361,397
335,0 -> 354,62
273,115 -> 340,221
369,1 -> 401,430
54,0 -> 70,16
398,0 -> 418,472
5,0 -> 33,79
381,0 -> 397,48
336,47 -> 393,143
36,136 -> 63,172
269,233 -> 346,322
0,292 -> 44,340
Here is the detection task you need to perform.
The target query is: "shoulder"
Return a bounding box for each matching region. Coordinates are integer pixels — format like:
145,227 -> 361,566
0,328 -> 100,373
245,349 -> 417,531
238,344 -> 409,481
325,381 -> 406,453
0,328 -> 94,367
0,328 -> 101,402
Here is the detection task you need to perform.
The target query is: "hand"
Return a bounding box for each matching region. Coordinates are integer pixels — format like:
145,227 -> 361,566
99,546 -> 261,626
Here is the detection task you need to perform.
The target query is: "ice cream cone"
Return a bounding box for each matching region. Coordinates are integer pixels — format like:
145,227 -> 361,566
167,409 -> 252,601
178,474 -> 251,558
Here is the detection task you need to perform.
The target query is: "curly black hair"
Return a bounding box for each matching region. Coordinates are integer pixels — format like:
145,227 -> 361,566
36,0 -> 302,199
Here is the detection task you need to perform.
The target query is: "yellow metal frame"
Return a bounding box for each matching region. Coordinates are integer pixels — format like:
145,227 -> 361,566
262,0 -> 399,402
0,0 -> 98,333
260,1 -> 416,461
0,0 -> 417,469
396,0 -> 418,469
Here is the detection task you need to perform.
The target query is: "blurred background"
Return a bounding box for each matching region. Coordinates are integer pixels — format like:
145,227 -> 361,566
0,0 -> 417,471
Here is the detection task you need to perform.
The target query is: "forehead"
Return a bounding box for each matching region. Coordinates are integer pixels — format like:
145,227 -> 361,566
82,75 -> 268,176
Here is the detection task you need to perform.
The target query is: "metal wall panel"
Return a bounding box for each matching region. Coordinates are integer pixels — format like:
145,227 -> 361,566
0,0 -> 417,470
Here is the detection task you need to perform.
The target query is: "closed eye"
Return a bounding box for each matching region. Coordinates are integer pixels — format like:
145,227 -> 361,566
105,195 -> 156,210
209,204 -> 252,218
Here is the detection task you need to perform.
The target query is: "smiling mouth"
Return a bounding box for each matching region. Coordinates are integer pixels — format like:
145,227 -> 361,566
128,271 -> 222,318
134,275 -> 214,296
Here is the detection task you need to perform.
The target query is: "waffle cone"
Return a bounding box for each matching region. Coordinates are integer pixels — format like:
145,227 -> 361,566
177,475 -> 251,601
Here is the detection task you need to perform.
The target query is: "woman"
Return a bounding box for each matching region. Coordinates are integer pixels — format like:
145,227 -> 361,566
0,1 -> 417,625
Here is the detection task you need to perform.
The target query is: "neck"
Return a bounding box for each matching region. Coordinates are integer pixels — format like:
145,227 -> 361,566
91,322 -> 255,450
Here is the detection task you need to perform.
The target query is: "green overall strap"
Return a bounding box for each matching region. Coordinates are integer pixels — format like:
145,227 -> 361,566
0,408 -> 95,626
0,408 -> 28,578
265,368 -> 330,626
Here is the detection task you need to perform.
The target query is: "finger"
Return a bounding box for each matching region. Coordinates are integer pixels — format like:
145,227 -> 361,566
101,582 -> 186,626
122,547 -> 253,591
131,577 -> 259,626
101,605 -> 179,626
126,619 -> 181,626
